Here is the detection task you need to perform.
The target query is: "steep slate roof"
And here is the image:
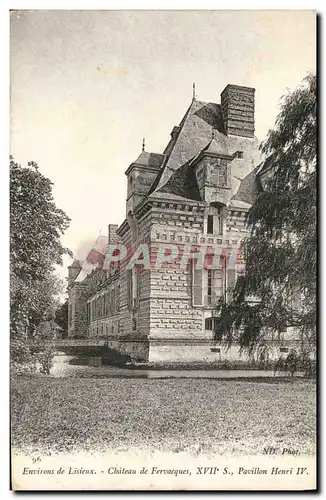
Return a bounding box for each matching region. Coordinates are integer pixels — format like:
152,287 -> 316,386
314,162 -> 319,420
158,160 -> 202,201
147,98 -> 263,205
200,136 -> 230,157
232,165 -> 262,205
69,259 -> 82,269
132,151 -> 165,168
74,235 -> 108,283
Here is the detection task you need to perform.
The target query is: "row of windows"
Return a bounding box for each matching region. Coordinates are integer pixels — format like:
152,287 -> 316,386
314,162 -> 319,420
89,286 -> 120,322
126,264 -> 237,311
90,322 -> 119,337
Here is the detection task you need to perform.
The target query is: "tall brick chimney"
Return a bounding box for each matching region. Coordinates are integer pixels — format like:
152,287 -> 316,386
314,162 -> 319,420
108,224 -> 119,244
220,84 -> 255,138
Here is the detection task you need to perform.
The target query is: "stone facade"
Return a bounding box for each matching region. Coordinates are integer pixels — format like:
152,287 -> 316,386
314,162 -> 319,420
67,83 -> 300,363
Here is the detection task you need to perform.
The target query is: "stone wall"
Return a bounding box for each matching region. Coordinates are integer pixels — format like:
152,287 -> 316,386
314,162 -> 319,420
113,339 -> 149,362
87,271 -> 120,338
148,340 -> 306,363
118,228 -> 133,338
88,314 -> 120,338
68,283 -> 88,337
148,342 -> 248,363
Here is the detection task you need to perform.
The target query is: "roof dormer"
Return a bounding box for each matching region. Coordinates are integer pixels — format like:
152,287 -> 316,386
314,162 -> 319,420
190,133 -> 234,205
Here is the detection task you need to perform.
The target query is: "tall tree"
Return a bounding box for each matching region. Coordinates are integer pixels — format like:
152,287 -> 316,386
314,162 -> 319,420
214,74 -> 316,356
54,300 -> 69,337
10,158 -> 72,341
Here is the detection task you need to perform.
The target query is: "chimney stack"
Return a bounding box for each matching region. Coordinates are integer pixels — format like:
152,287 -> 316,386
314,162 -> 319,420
221,84 -> 255,138
108,224 -> 119,245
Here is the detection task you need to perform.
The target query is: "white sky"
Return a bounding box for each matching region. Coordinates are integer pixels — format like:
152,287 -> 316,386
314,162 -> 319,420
10,10 -> 316,276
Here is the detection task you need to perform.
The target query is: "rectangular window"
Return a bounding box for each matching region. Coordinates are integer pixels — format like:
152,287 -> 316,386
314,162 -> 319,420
115,284 -> 120,313
204,268 -> 223,305
207,215 -> 214,234
193,264 -> 224,307
280,347 -> 289,353
212,168 -> 227,187
127,269 -> 133,310
112,288 -> 116,314
217,169 -> 226,186
207,211 -> 223,235
109,289 -> 113,315
205,317 -> 219,331
132,267 -> 140,309
207,269 -> 212,305
212,269 -> 223,301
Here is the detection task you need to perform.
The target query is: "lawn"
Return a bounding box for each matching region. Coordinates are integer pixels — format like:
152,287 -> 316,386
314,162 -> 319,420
11,376 -> 316,457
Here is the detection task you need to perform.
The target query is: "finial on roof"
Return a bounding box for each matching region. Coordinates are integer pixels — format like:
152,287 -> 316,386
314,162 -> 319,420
192,82 -> 196,101
142,137 -> 145,152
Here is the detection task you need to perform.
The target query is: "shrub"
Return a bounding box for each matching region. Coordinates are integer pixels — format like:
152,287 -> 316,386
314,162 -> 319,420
274,349 -> 316,377
38,347 -> 54,375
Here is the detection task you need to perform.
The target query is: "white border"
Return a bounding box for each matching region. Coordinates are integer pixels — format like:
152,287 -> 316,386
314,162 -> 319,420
2,4 -> 323,498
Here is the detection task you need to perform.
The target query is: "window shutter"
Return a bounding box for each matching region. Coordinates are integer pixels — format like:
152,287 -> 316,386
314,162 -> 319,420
192,260 -> 203,306
112,288 -> 115,314
227,268 -> 237,302
212,268 -> 223,303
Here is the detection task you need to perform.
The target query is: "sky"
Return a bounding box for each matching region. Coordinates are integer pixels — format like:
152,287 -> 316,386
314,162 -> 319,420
10,10 -> 316,276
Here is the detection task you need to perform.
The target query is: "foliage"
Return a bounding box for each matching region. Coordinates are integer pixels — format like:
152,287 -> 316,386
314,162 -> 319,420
54,300 -> 69,337
11,377 -> 316,456
11,332 -> 55,375
214,74 -> 316,355
38,347 -> 55,375
10,158 -> 72,345
274,350 -> 316,378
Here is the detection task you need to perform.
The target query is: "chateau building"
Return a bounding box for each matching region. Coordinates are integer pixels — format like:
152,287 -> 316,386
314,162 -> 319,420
67,83 -> 293,362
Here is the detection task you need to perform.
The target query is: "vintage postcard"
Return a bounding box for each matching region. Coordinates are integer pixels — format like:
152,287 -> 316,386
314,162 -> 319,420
10,9 -> 317,491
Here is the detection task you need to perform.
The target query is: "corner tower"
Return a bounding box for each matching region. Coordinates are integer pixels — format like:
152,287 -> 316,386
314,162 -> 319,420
125,143 -> 164,216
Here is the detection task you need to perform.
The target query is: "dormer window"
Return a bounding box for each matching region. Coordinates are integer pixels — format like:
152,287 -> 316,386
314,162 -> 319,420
234,151 -> 244,159
211,163 -> 227,187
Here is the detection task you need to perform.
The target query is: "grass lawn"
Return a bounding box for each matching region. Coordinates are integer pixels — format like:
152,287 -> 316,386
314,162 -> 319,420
11,376 -> 316,457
